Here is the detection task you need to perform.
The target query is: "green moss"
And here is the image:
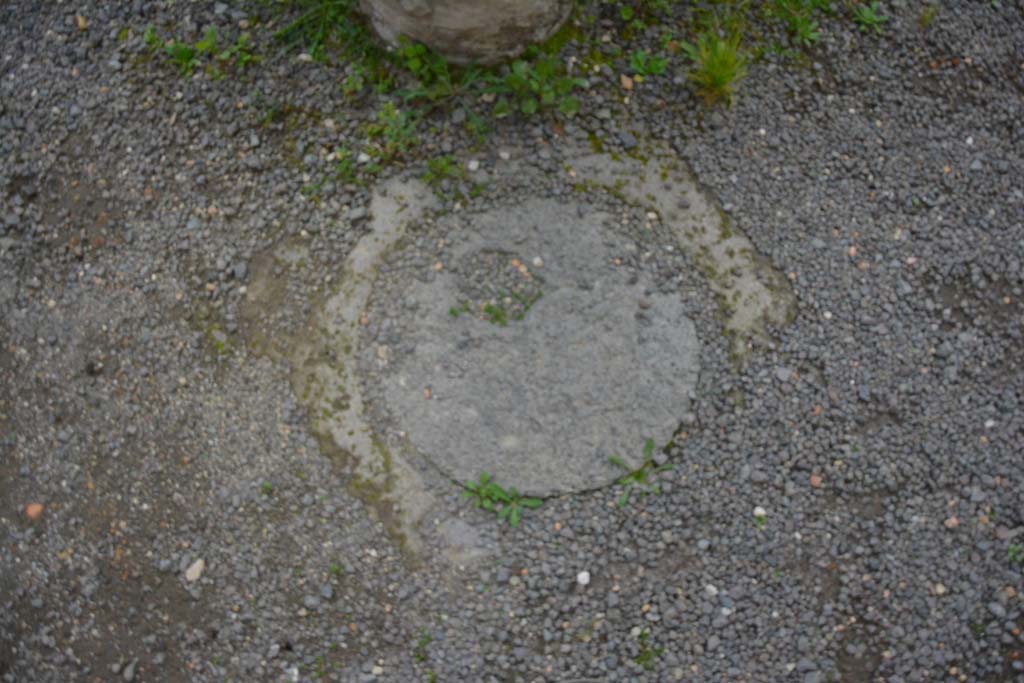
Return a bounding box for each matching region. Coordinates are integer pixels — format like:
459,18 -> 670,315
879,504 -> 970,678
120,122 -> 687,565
539,18 -> 582,55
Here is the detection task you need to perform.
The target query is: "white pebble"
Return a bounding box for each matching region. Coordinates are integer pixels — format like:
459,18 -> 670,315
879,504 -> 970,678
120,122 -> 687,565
467,159 -> 480,172
185,558 -> 205,582
576,570 -> 591,587
704,584 -> 718,597
753,506 -> 767,517
532,256 -> 544,268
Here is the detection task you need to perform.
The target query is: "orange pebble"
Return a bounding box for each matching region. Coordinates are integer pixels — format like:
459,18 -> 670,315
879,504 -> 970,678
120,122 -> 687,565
25,503 -> 44,520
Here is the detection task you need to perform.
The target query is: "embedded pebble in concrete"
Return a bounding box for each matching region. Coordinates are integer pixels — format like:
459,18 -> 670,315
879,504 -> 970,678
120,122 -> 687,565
378,197 -> 700,495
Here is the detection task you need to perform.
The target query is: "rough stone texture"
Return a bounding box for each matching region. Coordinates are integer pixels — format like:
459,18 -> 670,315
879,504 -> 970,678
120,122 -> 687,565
359,0 -> 573,64
378,198 -> 701,495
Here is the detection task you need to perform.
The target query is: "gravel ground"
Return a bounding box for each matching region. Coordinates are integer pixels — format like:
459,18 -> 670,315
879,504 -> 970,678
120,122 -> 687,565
2,1 -> 1023,682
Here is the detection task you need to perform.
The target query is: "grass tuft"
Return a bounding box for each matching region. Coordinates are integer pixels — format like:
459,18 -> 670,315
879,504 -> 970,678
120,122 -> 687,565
680,29 -> 748,106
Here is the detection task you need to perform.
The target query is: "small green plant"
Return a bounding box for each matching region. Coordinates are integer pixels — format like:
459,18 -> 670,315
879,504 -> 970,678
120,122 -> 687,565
1009,544 -> 1024,566
218,33 -> 257,69
165,40 -> 198,75
274,0 -> 380,64
260,481 -> 273,496
342,66 -> 366,97
629,50 -> 669,77
398,39 -> 485,107
334,148 -> 357,184
918,4 -> 938,28
146,25 -> 254,77
364,102 -> 419,162
609,438 -> 672,507
462,472 -> 543,527
853,2 -> 888,33
489,50 -> 583,117
634,630 -> 665,671
483,302 -> 509,326
509,290 -> 542,319
195,27 -> 218,55
143,25 -> 160,50
422,155 -> 465,189
680,28 -> 748,106
329,562 -> 343,576
448,301 -> 472,318
769,0 -> 828,47
413,630 -> 432,663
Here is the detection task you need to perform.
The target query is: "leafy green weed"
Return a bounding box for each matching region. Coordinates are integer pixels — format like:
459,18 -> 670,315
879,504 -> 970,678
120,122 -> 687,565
609,438 -> 672,507
462,472 -> 543,527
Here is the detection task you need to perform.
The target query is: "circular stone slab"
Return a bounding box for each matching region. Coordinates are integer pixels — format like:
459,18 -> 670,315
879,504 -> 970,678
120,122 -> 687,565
375,197 -> 701,496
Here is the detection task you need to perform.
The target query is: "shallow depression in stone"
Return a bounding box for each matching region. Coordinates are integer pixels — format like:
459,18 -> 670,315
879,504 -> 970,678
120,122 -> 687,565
371,198 -> 702,496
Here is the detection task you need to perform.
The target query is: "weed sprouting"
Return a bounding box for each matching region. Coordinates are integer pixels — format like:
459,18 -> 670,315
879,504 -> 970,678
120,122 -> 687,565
918,4 -> 938,28
853,2 -> 888,33
509,290 -> 543,318
609,438 -> 672,507
364,102 -> 419,162
145,25 -> 256,77
768,0 -> 830,47
413,630 -> 432,663
629,49 -> 669,77
680,28 -> 748,106
273,0 -> 380,65
398,39 -> 485,108
489,50 -> 583,117
164,40 -> 198,75
422,155 -> 465,189
483,302 -> 509,326
634,629 -> 665,671
462,472 -> 543,527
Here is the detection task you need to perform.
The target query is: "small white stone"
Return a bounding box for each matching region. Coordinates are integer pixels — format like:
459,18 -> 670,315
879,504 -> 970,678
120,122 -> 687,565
576,570 -> 591,587
498,150 -> 511,161
532,256 -> 544,268
185,558 -> 205,582
357,152 -> 371,164
371,665 -> 384,675
753,506 -> 767,518
467,159 -> 480,172
704,584 -> 718,597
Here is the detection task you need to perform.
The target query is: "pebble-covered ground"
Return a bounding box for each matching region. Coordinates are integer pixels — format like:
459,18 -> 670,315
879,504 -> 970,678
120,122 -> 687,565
2,1 -> 1023,682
